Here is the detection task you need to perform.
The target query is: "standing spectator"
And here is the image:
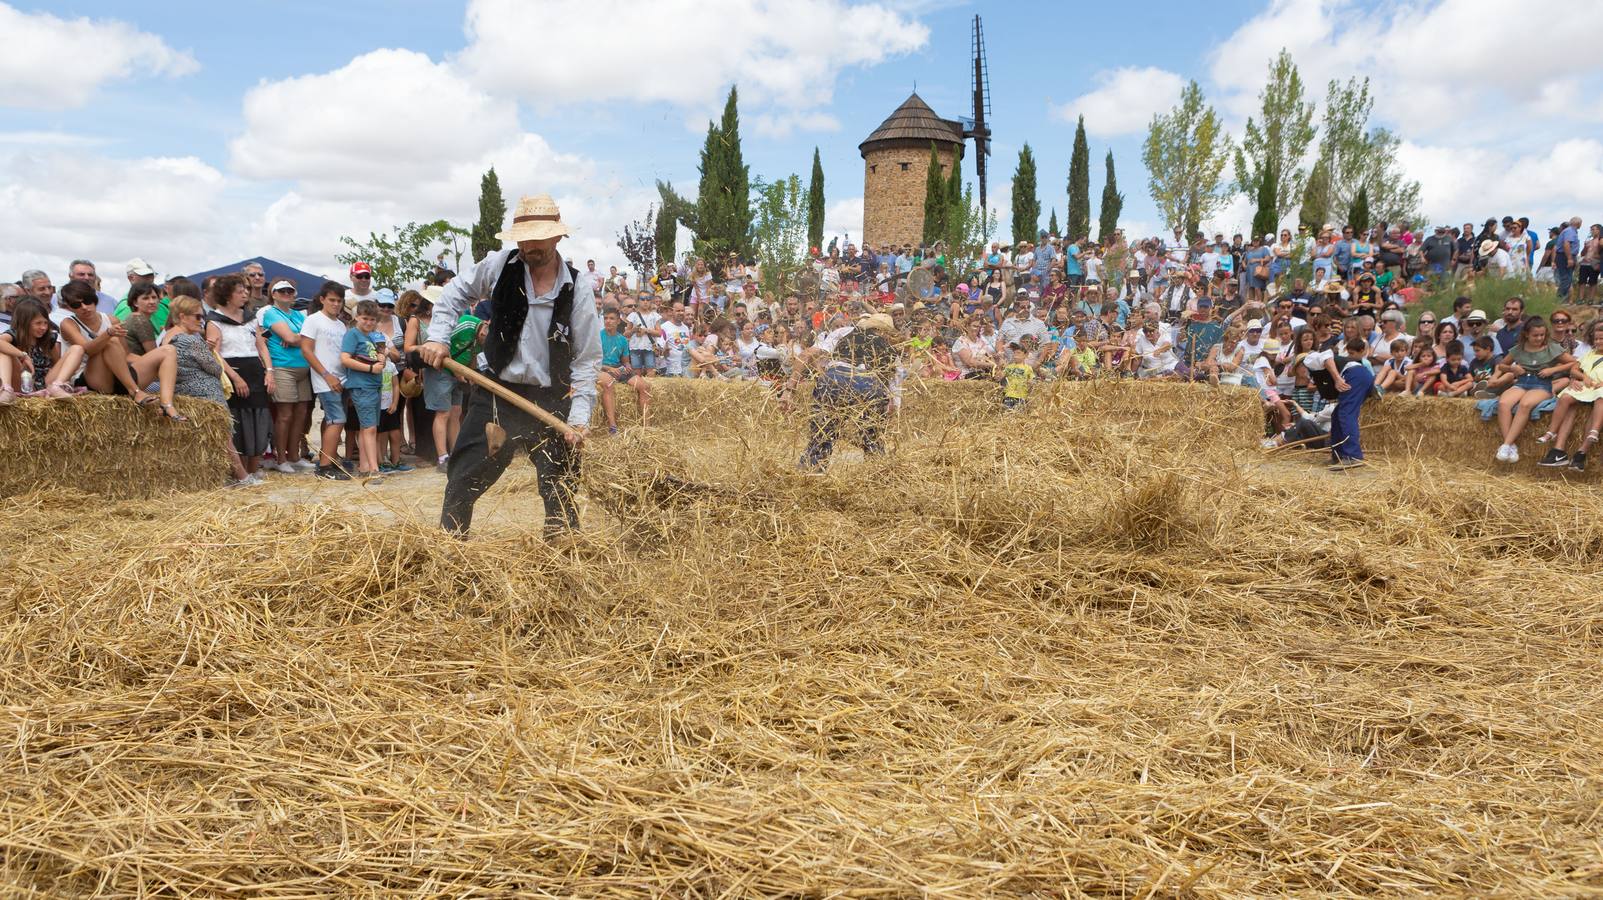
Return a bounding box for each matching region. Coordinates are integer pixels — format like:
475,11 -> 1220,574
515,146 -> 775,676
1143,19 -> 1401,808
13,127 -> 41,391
1551,216 -> 1579,301
339,299 -> 391,482
1576,223 -> 1602,305
300,282 -> 350,480
261,279 -> 314,474
125,258 -> 157,295
625,290 -> 661,374
658,301 -> 692,377
20,270 -> 55,314
63,259 -> 118,314
166,296 -> 267,482
405,286 -> 462,472
207,275 -> 273,480
372,289 -> 411,473
240,261 -> 268,312
1243,236 -> 1271,306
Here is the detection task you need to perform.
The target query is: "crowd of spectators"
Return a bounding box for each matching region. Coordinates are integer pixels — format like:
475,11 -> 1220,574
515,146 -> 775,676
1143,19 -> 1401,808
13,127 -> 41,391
4,213 -> 1599,487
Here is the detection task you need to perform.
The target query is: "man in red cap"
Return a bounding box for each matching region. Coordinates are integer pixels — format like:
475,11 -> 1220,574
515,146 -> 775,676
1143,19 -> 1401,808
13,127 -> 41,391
348,261 -> 379,303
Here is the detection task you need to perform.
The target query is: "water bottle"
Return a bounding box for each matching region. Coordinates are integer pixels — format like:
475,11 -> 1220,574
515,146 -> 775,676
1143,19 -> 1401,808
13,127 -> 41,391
20,371 -> 32,394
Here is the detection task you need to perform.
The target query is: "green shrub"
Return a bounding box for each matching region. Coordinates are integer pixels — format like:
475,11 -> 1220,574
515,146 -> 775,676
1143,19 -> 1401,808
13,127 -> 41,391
1419,275 -> 1560,321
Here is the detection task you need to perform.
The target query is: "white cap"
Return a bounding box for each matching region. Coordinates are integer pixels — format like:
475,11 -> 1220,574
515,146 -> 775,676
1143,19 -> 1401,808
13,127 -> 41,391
126,257 -> 155,276
1246,319 -> 1263,330
269,280 -> 294,293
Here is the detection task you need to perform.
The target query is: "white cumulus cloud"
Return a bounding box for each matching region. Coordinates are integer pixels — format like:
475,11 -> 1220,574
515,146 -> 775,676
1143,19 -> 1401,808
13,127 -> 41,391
1054,67 -> 1186,137
0,3 -> 197,109
457,0 -> 928,127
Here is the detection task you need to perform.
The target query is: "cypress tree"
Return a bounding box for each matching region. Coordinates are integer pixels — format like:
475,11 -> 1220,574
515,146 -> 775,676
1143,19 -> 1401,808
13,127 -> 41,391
1299,157 -> 1330,233
1097,150 -> 1123,240
470,167 -> 506,263
1067,115 -> 1090,240
1250,162 -> 1278,240
806,147 -> 825,251
1047,208 -> 1059,238
1010,144 -> 1040,246
921,144 -> 947,244
1348,186 -> 1370,234
693,86 -> 753,263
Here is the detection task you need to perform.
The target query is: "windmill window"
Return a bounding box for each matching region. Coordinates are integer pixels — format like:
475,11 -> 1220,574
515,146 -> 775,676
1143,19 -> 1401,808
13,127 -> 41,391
870,164 -> 876,173
899,161 -> 910,171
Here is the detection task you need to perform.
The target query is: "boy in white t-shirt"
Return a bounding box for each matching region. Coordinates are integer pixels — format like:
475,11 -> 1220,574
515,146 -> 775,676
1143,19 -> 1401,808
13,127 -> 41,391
657,301 -> 693,376
625,292 -> 662,373
296,284 -> 351,479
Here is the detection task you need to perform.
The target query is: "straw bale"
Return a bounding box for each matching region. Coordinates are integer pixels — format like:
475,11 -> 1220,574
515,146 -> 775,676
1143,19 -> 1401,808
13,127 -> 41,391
3,377 -> 1603,895
0,394 -> 232,498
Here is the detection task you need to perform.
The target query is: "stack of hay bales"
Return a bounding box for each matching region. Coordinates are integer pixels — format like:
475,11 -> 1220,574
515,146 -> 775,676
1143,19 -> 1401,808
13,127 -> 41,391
0,395 -> 232,498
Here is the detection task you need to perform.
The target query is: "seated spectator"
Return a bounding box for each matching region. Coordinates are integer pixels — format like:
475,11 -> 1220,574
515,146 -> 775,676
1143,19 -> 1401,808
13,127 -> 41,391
1206,326 -> 1247,386
952,318 -> 998,379
0,298 -> 65,401
1437,344 -> 1474,397
597,309 -> 651,433
1135,319 -> 1178,380
1374,339 -> 1410,394
1493,317 -> 1573,464
54,281 -> 178,412
1403,345 -> 1442,395
1536,320 -> 1603,471
122,283 -> 162,355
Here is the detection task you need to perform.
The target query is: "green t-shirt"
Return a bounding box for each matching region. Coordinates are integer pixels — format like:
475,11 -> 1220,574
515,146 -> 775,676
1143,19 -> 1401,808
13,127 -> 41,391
115,296 -> 170,330
449,315 -> 483,366
1507,342 -> 1564,375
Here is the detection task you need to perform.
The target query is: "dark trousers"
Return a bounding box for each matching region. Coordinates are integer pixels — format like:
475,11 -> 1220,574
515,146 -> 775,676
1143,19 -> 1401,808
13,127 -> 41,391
801,367 -> 888,470
441,377 -> 578,534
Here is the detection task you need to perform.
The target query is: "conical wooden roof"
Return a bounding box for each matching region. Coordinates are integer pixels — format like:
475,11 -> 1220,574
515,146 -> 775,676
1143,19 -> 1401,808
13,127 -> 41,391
859,93 -> 965,155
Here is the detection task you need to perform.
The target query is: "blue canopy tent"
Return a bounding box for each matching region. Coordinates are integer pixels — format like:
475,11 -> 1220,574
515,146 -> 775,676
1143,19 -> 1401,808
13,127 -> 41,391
184,256 -> 343,299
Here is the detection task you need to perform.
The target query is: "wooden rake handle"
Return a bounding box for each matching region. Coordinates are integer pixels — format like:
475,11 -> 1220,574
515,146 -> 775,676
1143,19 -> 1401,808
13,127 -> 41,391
413,352 -> 579,440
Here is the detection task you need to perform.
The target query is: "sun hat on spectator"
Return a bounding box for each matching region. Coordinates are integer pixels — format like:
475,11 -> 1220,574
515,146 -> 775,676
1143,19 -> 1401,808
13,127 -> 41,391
1261,338 -> 1281,353
1478,239 -> 1499,258
1246,319 -> 1263,331
126,258 -> 155,276
269,280 -> 294,294
1466,309 -> 1488,323
1324,280 -> 1344,292
955,283 -> 969,295
420,285 -> 444,304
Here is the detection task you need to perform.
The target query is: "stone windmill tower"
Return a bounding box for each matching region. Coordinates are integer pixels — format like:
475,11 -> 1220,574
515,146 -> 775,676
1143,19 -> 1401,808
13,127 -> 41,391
858,93 -> 965,250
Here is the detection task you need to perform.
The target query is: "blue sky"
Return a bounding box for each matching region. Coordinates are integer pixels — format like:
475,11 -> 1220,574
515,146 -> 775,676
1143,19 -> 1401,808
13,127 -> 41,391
3,0 -> 1600,295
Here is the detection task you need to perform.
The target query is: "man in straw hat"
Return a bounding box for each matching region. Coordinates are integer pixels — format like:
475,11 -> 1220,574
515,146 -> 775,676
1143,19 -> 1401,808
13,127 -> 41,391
418,193 -> 601,535
796,310 -> 899,472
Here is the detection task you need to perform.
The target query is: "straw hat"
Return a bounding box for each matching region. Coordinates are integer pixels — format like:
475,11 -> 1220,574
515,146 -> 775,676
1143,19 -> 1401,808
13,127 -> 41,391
857,313 -> 894,333
496,194 -> 570,242
1478,239 -> 1499,258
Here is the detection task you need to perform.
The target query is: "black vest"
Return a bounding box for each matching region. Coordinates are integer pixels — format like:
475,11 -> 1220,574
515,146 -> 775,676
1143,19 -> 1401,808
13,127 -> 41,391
483,252 -> 577,391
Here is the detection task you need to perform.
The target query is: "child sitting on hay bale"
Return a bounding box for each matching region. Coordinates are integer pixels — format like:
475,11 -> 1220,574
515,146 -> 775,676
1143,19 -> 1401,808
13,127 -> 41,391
0,298 -> 68,402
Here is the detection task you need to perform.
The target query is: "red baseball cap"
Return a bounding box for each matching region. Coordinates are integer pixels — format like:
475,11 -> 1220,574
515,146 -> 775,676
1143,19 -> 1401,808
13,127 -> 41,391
349,261 -> 372,276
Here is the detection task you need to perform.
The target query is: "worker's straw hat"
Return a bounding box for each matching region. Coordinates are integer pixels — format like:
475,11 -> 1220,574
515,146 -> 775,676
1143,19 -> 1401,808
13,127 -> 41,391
496,194 -> 570,242
858,313 -> 895,333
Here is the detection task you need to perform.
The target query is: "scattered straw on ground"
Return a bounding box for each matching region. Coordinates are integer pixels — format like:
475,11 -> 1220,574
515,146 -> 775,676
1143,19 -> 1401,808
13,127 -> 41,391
2,379 -> 1601,896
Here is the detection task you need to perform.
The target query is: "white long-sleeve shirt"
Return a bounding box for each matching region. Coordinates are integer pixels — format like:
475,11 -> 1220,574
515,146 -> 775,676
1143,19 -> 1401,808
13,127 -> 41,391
426,249 -> 602,428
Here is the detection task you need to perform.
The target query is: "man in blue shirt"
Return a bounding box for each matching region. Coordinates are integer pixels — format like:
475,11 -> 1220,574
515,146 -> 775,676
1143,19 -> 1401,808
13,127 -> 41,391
1063,238 -> 1083,287
1032,232 -> 1054,282
1333,225 -> 1354,278
1556,216 -> 1581,300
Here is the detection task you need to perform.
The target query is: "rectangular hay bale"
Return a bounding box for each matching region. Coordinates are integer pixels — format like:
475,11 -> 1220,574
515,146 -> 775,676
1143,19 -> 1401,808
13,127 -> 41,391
0,395 -> 233,498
